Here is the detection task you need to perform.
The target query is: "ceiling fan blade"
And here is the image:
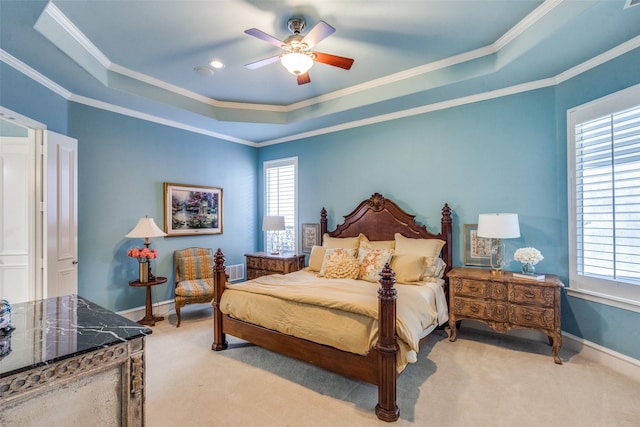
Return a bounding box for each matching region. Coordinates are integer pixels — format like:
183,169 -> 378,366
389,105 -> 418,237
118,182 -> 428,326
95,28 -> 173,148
301,21 -> 335,48
297,72 -> 311,85
312,52 -> 354,70
245,55 -> 281,70
244,28 -> 284,48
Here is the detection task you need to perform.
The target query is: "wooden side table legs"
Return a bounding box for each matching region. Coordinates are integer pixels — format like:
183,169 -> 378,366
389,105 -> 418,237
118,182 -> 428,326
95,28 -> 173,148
138,284 -> 164,326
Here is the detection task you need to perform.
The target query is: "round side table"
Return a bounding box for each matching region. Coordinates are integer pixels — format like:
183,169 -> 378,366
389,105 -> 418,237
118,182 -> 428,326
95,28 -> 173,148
128,276 -> 167,326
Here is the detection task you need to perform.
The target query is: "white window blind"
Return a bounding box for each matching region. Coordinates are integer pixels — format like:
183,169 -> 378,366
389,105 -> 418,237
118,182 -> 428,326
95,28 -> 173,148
264,157 -> 297,253
575,106 -> 640,283
568,84 -> 640,311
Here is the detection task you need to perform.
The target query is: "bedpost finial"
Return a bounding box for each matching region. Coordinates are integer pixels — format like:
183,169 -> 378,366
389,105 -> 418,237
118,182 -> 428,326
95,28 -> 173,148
378,263 -> 396,294
214,248 -> 225,271
442,203 -> 451,222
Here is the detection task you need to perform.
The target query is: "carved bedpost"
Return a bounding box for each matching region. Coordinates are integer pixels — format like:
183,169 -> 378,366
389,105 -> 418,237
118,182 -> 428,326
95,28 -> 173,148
212,248 -> 228,351
441,203 -> 453,278
319,207 -> 328,244
375,263 -> 400,422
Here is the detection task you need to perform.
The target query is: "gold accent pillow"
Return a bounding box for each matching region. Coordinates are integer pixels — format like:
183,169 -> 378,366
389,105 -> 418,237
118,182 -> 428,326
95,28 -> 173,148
394,233 -> 445,279
307,246 -> 327,272
322,234 -> 360,249
358,248 -> 394,282
390,254 -> 426,284
359,234 -> 396,250
319,248 -> 359,279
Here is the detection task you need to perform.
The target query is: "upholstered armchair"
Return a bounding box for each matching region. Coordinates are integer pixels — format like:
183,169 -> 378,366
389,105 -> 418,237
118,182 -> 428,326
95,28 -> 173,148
173,247 -> 215,327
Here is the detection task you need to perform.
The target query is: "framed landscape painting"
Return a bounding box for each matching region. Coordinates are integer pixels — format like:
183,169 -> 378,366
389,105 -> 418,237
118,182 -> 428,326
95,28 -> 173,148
164,183 -> 223,236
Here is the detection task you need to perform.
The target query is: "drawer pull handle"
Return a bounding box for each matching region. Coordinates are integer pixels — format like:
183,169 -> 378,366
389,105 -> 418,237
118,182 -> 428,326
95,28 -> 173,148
524,314 -> 534,321
470,306 -> 479,313
469,286 -> 478,292
524,291 -> 535,298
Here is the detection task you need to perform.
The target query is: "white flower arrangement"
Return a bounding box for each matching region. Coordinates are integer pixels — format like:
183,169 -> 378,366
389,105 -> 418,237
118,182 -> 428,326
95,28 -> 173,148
514,247 -> 544,265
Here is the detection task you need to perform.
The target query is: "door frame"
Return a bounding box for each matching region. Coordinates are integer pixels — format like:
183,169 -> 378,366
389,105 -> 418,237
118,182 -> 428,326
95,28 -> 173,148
1,106 -> 47,300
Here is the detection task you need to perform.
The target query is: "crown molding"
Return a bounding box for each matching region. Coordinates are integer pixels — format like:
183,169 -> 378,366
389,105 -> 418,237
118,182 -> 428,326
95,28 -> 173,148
0,49 -> 72,99
33,0 -> 564,117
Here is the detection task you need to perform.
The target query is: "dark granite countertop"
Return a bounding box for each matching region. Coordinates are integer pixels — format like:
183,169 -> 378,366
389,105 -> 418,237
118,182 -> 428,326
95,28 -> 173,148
0,294 -> 152,378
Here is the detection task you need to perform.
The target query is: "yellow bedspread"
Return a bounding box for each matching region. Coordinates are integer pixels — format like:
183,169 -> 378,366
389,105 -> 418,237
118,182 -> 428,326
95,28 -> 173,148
219,270 -> 442,371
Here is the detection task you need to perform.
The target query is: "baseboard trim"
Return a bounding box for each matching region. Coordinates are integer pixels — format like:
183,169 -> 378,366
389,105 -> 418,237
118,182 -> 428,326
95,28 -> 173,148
562,331 -> 640,383
117,299 -> 175,322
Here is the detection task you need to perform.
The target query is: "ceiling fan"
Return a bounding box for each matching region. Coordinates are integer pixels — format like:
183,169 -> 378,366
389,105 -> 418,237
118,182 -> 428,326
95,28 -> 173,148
244,18 -> 354,85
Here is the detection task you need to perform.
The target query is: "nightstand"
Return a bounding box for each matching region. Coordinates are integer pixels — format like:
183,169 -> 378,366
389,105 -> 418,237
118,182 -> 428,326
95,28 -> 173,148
245,252 -> 306,280
447,267 -> 564,364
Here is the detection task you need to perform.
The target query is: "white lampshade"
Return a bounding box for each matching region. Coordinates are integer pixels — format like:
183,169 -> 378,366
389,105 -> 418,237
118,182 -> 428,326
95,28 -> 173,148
280,52 -> 314,75
126,217 -> 167,239
477,213 -> 520,239
262,215 -> 286,231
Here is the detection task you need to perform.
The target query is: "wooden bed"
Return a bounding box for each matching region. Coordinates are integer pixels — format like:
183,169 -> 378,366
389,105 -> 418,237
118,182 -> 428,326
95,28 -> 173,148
211,193 -> 452,422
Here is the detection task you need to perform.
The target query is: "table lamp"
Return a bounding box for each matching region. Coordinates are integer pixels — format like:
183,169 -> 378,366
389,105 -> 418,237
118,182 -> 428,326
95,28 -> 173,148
477,213 -> 520,272
126,217 -> 167,280
263,215 -> 285,255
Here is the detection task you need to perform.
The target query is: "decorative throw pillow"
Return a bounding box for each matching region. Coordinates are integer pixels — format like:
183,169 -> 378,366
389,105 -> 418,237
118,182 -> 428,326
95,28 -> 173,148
359,234 -> 396,250
320,248 -> 359,279
322,234 -> 360,249
319,248 -> 358,278
357,248 -> 394,282
394,233 -> 445,279
307,246 -> 326,272
390,254 -> 426,284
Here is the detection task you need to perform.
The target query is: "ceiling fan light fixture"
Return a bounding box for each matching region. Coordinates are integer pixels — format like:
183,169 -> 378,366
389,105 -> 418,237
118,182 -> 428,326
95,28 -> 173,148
281,52 -> 314,75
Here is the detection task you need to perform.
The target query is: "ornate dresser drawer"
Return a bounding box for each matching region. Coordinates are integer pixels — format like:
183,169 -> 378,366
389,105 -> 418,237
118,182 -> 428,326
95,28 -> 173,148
453,297 -> 507,322
509,283 -> 555,307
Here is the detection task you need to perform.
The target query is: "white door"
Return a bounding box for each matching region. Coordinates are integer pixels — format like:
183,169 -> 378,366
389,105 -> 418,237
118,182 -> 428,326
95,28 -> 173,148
0,131 -> 36,303
46,131 -> 78,298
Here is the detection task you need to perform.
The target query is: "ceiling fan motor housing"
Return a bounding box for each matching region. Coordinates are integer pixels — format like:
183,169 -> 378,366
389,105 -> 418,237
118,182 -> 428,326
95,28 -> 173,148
287,18 -> 306,34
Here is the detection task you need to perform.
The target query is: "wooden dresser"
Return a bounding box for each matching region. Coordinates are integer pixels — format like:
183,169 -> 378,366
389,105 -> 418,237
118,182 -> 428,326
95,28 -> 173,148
245,252 -> 305,280
447,267 -> 564,364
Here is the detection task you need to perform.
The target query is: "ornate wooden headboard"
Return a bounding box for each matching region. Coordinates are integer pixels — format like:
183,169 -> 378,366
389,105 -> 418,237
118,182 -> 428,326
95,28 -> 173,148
319,193 -> 453,278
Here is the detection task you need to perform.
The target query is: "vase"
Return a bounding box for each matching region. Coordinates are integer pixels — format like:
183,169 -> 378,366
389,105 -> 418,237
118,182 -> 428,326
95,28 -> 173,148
521,263 -> 535,275
139,261 -> 149,283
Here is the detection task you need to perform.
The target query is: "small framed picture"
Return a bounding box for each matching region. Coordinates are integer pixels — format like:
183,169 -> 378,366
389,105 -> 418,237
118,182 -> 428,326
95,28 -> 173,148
301,223 -> 320,253
164,183 -> 223,236
464,224 -> 492,266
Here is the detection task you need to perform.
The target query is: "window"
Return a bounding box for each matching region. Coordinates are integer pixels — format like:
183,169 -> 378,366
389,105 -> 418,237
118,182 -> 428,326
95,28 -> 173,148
568,84 -> 640,311
264,157 -> 297,253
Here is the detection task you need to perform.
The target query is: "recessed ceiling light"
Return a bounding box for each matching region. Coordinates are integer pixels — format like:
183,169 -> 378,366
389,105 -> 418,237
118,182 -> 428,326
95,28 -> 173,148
194,66 -> 214,77
209,59 -> 225,69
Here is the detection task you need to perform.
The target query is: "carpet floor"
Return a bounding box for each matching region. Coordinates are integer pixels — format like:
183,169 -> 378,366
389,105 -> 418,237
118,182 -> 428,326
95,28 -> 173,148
144,306 -> 640,427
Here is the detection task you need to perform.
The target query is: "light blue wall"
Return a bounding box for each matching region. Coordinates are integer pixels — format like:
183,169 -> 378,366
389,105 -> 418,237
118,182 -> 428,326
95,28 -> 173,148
258,47 -> 640,361
259,88 -> 561,274
67,104 -> 257,311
